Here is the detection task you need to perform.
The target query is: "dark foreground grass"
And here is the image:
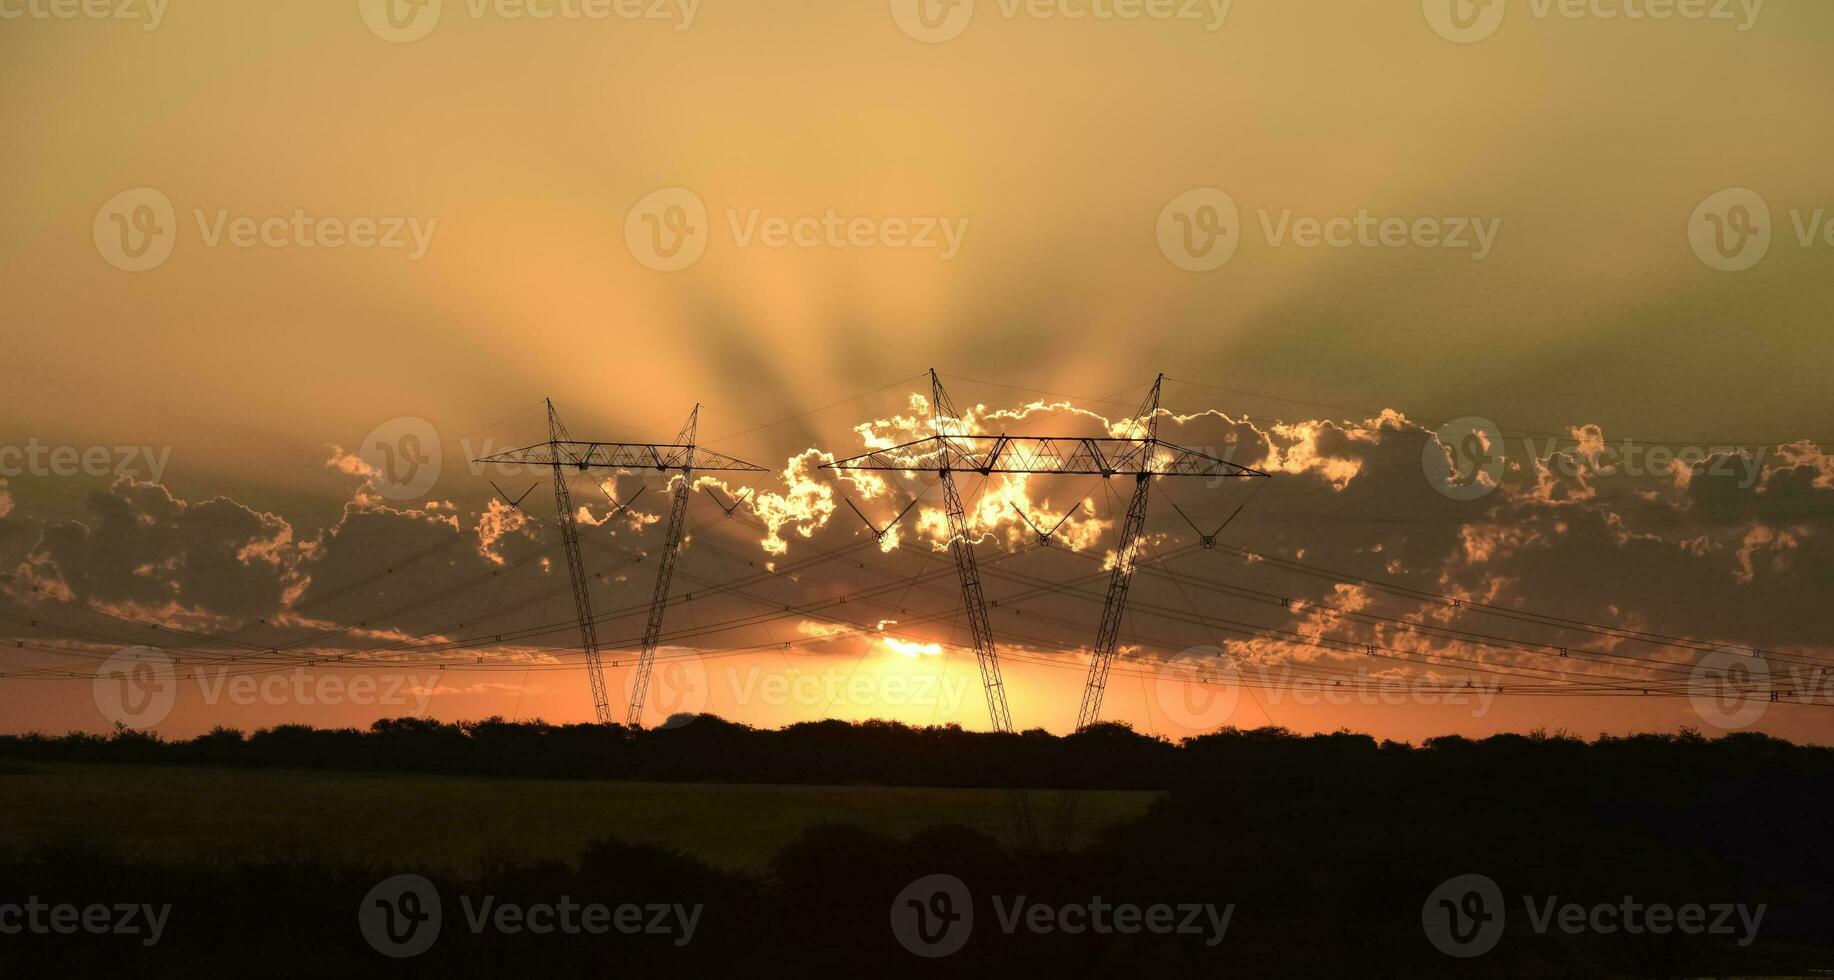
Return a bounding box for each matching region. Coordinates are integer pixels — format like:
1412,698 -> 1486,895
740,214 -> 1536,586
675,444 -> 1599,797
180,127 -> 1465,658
6,731 -> 1834,976
0,762 -> 1156,871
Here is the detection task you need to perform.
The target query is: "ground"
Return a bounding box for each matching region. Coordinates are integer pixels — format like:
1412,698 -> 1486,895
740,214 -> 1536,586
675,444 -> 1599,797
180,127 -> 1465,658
0,762 -> 1159,872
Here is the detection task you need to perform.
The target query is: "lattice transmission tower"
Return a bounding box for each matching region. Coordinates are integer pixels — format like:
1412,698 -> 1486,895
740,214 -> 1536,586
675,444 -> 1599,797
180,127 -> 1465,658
475,401 -> 766,727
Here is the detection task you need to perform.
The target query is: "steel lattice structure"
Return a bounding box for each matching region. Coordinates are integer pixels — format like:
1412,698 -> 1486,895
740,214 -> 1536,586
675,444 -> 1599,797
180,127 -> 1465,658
823,432 -> 1255,479
823,371 -> 1270,846
475,402 -> 766,727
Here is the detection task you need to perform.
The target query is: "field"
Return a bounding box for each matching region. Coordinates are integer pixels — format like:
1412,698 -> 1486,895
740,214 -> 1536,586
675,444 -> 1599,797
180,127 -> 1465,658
0,762 -> 1158,872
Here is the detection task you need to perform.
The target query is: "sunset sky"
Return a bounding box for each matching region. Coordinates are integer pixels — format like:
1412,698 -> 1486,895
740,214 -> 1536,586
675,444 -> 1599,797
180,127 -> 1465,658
3,0 -> 1832,743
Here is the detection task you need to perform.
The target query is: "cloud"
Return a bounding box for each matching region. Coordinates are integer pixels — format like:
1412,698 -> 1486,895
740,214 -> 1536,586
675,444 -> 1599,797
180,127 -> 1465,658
1,390 -> 1828,716
21,478 -> 299,625
742,450 -> 837,556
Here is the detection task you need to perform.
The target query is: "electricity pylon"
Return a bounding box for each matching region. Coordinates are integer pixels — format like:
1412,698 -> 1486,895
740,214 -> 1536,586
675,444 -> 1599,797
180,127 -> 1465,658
823,371 -> 1270,847
474,401 -> 766,727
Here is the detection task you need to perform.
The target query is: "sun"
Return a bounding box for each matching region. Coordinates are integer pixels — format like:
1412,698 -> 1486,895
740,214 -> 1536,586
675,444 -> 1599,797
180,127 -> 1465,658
879,635 -> 943,658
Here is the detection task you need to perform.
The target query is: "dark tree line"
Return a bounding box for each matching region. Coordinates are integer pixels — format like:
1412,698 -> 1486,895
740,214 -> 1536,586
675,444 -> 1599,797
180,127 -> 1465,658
10,714 -> 1832,794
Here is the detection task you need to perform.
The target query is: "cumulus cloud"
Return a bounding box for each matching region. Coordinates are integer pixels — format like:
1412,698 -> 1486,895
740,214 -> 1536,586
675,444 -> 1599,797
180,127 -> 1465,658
20,478 -> 299,626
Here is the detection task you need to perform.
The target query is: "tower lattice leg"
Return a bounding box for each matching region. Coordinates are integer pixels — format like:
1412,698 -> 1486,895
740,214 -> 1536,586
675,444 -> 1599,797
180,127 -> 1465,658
940,467 -> 1038,846
547,402 -> 613,725
626,408 -> 700,729
1053,471 -> 1153,846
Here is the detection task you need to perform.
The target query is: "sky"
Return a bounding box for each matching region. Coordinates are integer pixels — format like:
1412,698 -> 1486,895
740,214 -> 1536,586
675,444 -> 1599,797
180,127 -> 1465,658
2,0 -> 1832,742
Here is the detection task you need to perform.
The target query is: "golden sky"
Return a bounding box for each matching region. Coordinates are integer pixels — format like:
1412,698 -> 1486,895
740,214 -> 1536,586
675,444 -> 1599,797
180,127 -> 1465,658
3,0 -> 1833,741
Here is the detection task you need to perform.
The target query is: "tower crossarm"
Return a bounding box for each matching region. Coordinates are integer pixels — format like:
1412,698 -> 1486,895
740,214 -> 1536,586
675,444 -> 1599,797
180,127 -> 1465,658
476,442 -> 767,473
823,435 -> 1266,480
